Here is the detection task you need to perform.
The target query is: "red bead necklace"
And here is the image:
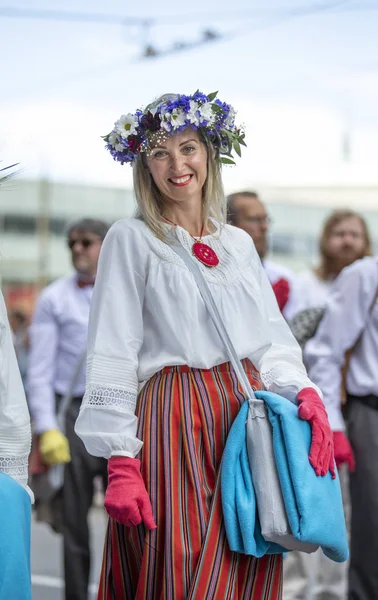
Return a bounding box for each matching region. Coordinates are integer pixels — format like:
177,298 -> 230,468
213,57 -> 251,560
163,217 -> 219,268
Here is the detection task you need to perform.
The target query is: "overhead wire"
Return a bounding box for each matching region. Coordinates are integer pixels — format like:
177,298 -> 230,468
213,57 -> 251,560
0,1 -> 376,27
3,0 -> 374,98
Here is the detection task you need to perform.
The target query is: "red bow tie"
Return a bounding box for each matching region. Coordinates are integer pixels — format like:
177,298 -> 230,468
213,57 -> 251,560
77,278 -> 95,288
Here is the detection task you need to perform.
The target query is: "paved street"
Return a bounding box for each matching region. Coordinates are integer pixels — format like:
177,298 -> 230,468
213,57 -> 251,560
31,507 -> 107,600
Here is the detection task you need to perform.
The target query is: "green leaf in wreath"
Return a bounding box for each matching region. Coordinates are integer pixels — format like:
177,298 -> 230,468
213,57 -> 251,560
207,91 -> 218,102
220,157 -> 236,165
211,103 -> 224,113
233,139 -> 241,157
223,129 -> 234,140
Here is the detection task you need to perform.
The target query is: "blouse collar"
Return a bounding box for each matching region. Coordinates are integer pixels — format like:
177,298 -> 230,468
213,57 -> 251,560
161,218 -> 221,242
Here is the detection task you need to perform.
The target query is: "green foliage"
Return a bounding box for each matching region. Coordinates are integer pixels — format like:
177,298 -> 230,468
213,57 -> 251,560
207,91 -> 218,102
220,157 -> 236,165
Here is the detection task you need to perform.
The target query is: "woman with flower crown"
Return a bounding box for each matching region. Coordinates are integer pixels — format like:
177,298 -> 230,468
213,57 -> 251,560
75,91 -> 335,600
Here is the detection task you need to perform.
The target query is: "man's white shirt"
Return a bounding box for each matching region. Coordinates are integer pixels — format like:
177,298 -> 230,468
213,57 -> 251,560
28,274 -> 93,433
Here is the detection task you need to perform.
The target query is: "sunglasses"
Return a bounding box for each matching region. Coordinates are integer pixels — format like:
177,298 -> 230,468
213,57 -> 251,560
68,237 -> 100,250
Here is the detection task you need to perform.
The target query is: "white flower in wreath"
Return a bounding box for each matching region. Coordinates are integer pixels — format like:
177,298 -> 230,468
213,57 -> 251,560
115,113 -> 138,138
224,107 -> 236,129
199,102 -> 215,124
187,100 -> 201,126
159,107 -> 171,132
108,131 -> 125,153
160,118 -> 172,133
169,108 -> 187,130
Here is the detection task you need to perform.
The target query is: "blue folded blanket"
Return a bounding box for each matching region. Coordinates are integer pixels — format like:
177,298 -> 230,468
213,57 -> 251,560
221,391 -> 349,563
0,473 -> 32,599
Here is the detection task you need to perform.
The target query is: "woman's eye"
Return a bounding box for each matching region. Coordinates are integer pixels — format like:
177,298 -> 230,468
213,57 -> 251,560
183,146 -> 195,154
153,151 -> 167,159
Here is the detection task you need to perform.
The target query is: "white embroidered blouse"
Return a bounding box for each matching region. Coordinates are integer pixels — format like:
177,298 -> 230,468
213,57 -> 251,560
75,218 -> 319,459
0,291 -> 31,488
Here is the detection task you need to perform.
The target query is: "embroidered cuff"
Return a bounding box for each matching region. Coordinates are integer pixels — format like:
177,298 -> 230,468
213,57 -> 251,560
82,385 -> 137,412
0,455 -> 29,487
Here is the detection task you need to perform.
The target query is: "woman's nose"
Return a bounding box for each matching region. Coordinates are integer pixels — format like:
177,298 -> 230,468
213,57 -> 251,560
169,152 -> 185,172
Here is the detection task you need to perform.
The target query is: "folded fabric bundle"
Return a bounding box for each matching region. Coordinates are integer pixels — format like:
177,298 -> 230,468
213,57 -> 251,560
221,391 -> 349,563
0,473 -> 32,599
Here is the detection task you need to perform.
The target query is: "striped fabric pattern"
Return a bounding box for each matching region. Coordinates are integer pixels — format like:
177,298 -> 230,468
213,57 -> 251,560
98,361 -> 282,600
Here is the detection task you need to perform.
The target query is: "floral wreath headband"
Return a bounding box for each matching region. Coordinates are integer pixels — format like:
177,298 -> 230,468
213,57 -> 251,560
103,91 -> 246,166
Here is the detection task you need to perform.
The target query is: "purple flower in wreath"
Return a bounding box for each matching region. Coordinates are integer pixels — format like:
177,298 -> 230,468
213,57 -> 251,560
127,135 -> 141,153
140,111 -> 161,133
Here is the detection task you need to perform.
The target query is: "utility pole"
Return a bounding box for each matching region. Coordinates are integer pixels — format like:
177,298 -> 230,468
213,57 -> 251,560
341,101 -> 353,164
341,128 -> 352,163
36,177 -> 50,291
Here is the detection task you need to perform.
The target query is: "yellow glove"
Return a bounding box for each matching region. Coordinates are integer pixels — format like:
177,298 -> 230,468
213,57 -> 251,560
40,429 -> 71,466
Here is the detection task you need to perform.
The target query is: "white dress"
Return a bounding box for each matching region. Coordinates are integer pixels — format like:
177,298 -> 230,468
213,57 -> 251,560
0,291 -> 31,490
75,218 -> 320,459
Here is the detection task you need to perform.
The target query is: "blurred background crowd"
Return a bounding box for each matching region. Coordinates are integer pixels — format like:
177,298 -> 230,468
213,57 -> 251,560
1,0 -> 378,599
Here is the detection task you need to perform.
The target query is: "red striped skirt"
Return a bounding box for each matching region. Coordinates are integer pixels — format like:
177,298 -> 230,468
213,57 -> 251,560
97,361 -> 282,600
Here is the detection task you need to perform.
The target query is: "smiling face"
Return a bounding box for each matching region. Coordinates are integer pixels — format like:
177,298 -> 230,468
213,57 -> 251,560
146,129 -> 208,210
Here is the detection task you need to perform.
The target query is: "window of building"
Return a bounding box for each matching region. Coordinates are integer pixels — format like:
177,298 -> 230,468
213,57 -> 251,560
2,214 -> 67,236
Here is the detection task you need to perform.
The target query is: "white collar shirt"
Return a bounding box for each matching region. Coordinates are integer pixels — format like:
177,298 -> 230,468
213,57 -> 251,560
290,270 -> 333,318
305,257 -> 378,430
27,274 -> 93,433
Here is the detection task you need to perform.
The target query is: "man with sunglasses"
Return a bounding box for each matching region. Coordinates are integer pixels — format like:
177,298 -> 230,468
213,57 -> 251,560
227,190 -> 298,320
28,218 -> 109,600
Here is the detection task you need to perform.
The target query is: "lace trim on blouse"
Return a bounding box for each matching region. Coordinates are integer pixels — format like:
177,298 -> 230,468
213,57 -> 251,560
261,363 -> 296,389
0,455 -> 29,487
82,385 -> 137,412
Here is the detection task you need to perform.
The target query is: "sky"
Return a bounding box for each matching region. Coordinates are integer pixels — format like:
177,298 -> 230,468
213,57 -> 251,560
1,0 -> 378,193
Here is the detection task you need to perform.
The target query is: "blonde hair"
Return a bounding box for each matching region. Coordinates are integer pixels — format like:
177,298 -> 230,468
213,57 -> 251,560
133,94 -> 226,240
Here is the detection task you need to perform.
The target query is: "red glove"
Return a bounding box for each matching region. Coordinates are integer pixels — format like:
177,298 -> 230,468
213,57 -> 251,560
272,278 -> 290,312
297,387 -> 336,479
104,456 -> 157,529
333,431 -> 355,472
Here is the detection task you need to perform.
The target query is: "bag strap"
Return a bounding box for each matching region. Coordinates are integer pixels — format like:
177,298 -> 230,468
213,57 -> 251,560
170,240 -> 256,400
